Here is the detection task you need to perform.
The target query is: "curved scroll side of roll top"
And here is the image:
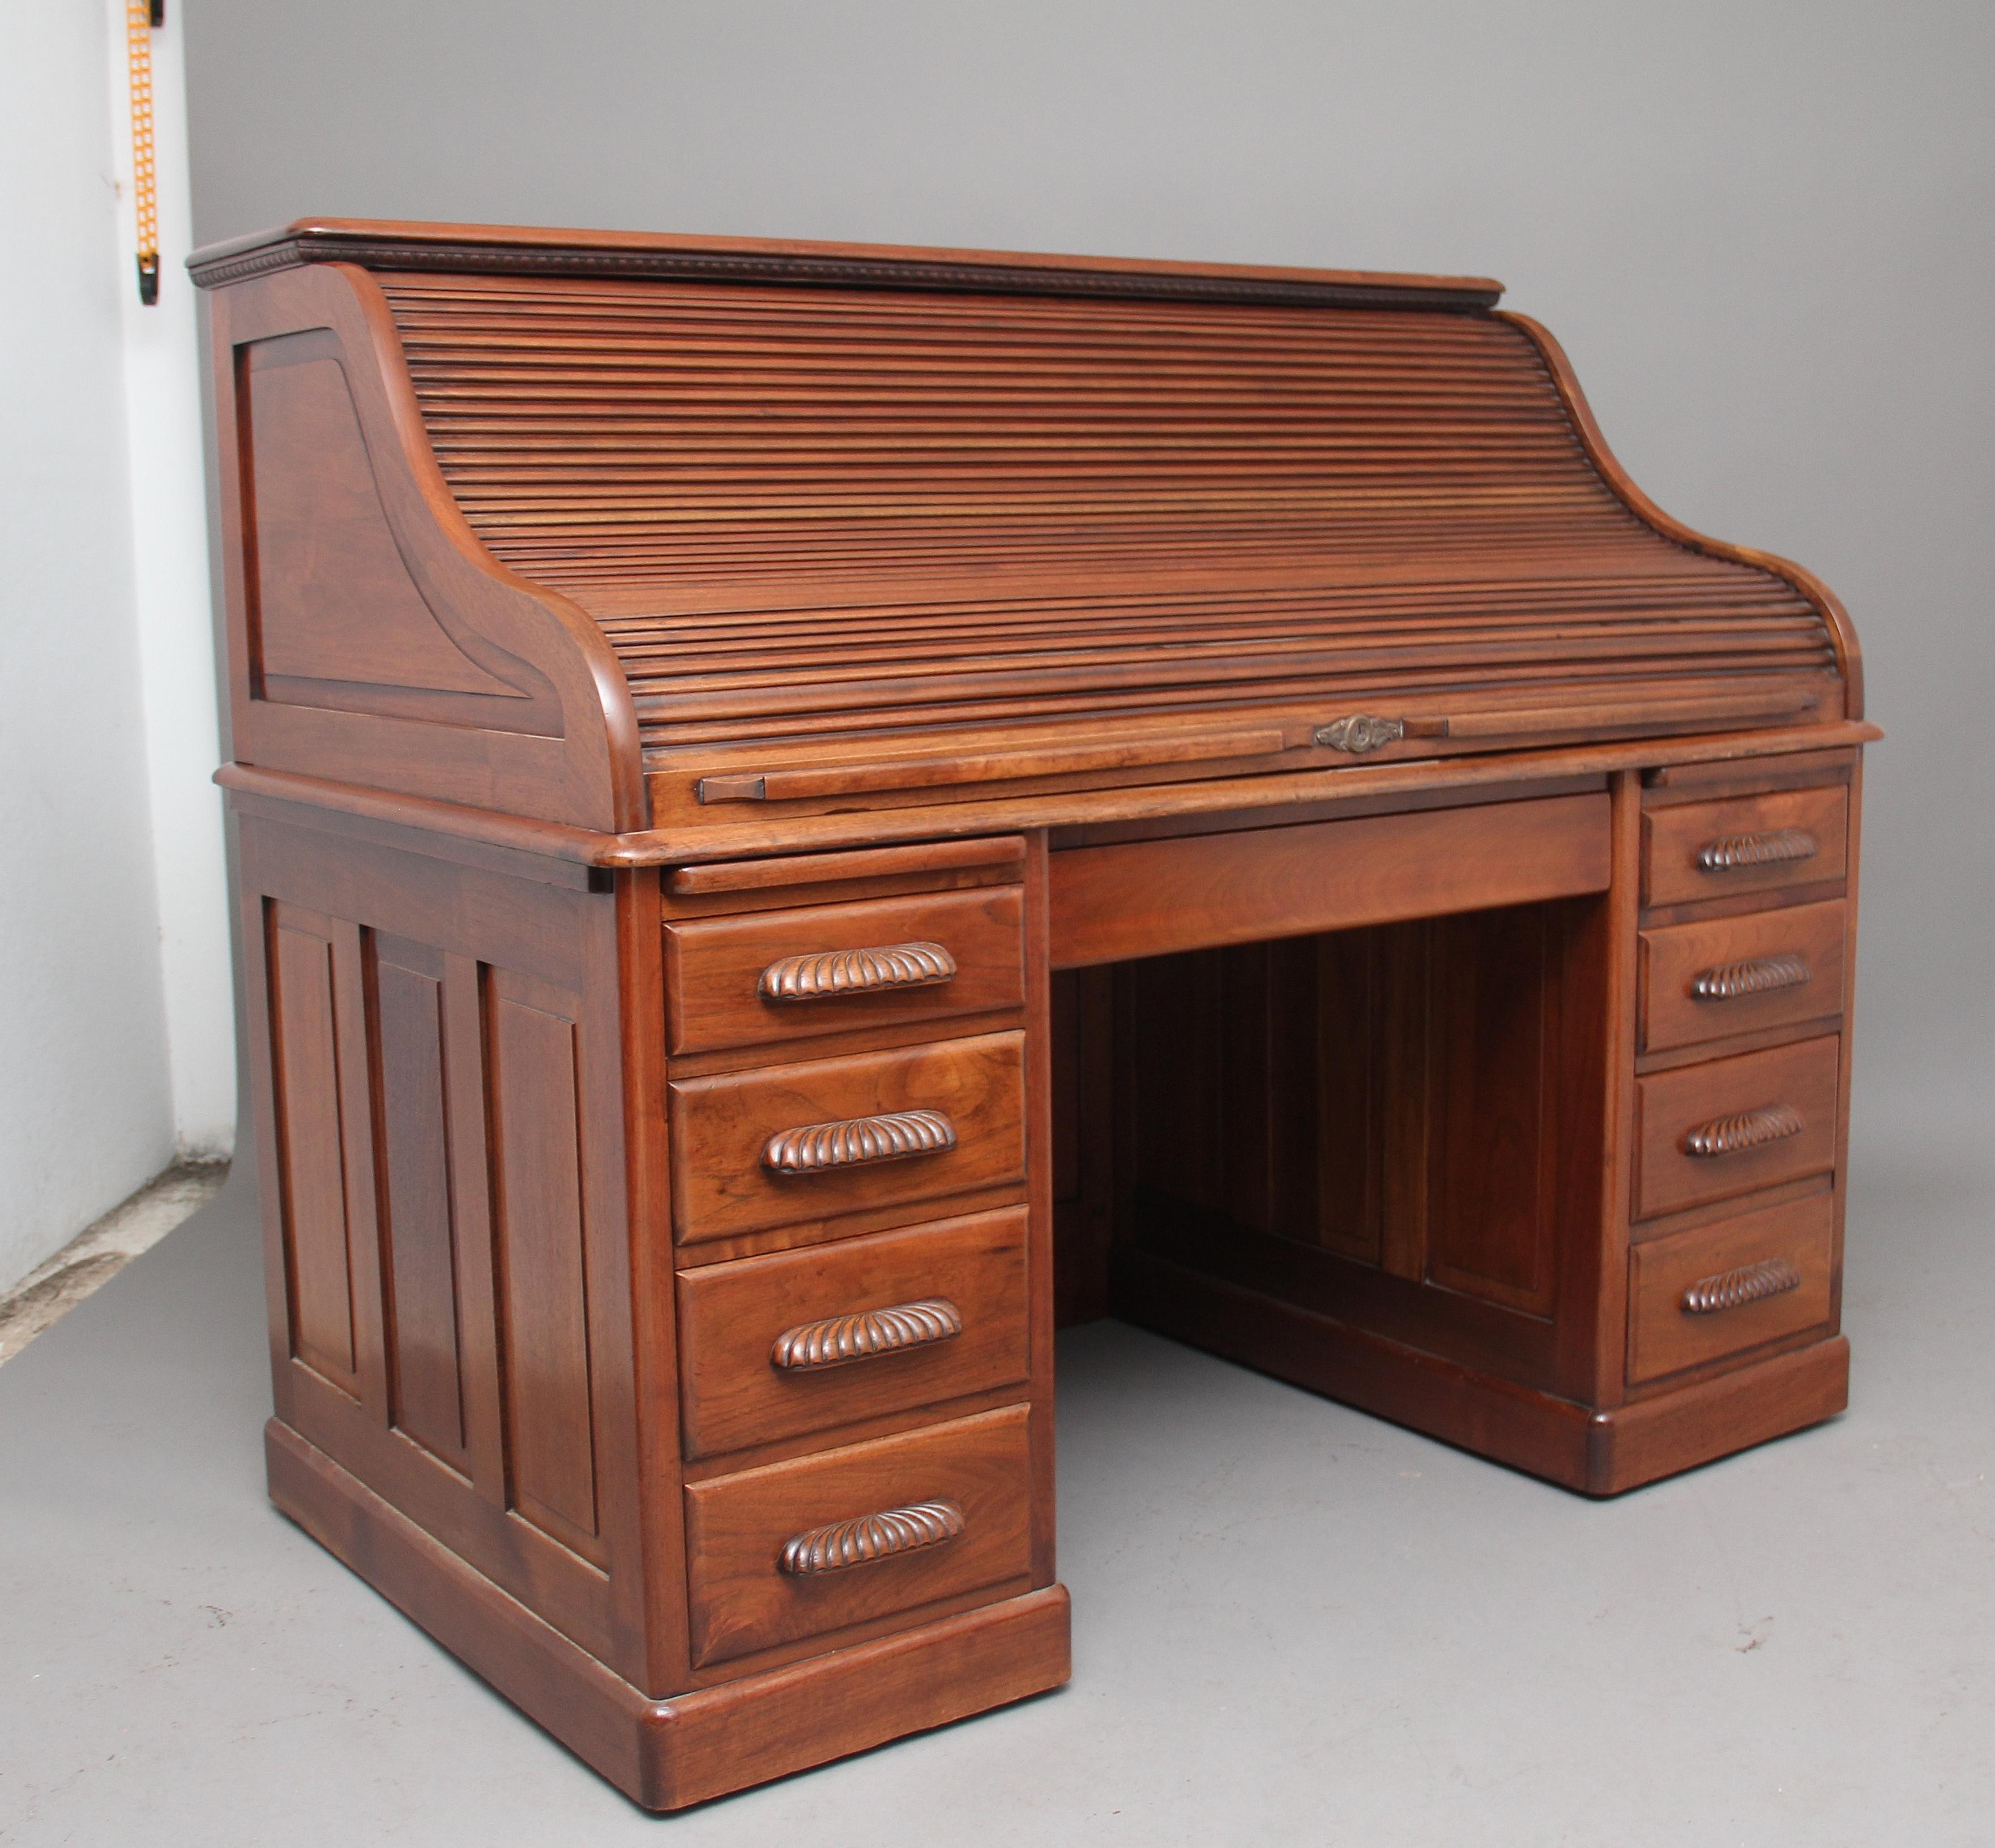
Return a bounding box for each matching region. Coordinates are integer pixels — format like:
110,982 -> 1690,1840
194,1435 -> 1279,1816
762,1108 -> 958,1174
778,1499 -> 967,1575
759,942 -> 958,1003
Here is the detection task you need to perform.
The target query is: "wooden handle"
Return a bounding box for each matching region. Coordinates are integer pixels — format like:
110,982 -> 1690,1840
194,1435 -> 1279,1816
1444,690 -> 1817,741
1681,1103 -> 1805,1158
778,1499 -> 966,1575
701,727 -> 1288,802
1695,827 -> 1819,873
759,941 -> 958,1003
762,1108 -> 957,1174
1314,690 -> 1819,757
1689,952 -> 1813,1002
1682,1257 -> 1802,1315
770,1298 -> 964,1371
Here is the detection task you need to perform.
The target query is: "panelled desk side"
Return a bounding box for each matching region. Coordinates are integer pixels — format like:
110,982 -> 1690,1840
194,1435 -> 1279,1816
198,219 -> 1870,1810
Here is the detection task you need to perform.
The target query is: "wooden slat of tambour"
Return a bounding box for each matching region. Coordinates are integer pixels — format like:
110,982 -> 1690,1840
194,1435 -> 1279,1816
377,273 -> 1837,756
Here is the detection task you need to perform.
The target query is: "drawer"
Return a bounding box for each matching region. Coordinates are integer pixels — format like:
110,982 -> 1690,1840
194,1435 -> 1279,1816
683,1405 -> 1032,1666
664,886 -> 1025,1056
1635,1034 -> 1840,1220
1640,899 -> 1847,1053
1627,1190 -> 1835,1384
677,1207 -> 1031,1459
669,1032 -> 1027,1245
1643,784 -> 1849,909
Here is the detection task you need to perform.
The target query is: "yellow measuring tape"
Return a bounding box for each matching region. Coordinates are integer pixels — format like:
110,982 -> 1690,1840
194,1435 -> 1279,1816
126,0 -> 160,303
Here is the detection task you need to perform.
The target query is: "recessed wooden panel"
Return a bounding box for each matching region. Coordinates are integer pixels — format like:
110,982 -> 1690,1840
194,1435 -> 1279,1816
269,910 -> 358,1386
1635,1036 -> 1841,1221
245,341 -> 519,698
1048,793 -> 1610,968
663,886 -> 1024,1055
1639,899 -> 1846,1054
683,1406 -> 1032,1666
1313,929 -> 1385,1262
676,1207 -> 1030,1460
669,1033 -> 1027,1246
1425,905 -> 1558,1316
1116,900 -> 1592,1322
486,971 -> 601,1556
1628,1191 -> 1835,1384
371,935 -> 467,1464
1642,784 -> 1848,909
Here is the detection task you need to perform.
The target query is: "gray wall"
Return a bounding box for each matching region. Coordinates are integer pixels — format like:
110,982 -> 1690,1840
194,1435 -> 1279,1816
184,0 -> 1994,1117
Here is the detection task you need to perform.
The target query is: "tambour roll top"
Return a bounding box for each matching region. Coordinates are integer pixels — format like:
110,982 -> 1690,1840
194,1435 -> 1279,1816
192,219 -> 1859,834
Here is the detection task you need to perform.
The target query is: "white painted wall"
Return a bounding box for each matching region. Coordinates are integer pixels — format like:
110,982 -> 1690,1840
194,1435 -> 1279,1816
0,2 -> 236,1293
106,3 -> 235,1161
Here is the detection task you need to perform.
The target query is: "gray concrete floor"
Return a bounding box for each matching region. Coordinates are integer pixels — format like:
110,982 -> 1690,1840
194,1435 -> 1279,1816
5,1114 -> 1991,1846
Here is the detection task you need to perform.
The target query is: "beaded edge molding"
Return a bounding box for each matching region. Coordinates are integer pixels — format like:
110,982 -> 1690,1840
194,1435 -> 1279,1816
186,236 -> 1503,312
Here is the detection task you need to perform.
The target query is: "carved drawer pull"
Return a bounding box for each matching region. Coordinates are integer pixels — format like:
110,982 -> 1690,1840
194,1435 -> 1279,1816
1681,1257 -> 1802,1315
1681,1103 -> 1805,1158
778,1499 -> 966,1575
759,941 -> 958,1003
762,1108 -> 957,1174
1695,828 -> 1819,872
1689,953 -> 1812,1002
770,1298 -> 964,1371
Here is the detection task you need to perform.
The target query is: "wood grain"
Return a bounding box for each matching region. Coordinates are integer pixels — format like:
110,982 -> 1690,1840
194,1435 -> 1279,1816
675,1205 -> 1029,1458
1048,792 -> 1609,966
1626,1191 -> 1835,1383
1635,1034 -> 1840,1219
1642,784 -> 1849,908
668,1033 -> 1027,1244
682,1406 -> 1032,1666
1639,899 -> 1846,1053
664,886 -> 1023,1054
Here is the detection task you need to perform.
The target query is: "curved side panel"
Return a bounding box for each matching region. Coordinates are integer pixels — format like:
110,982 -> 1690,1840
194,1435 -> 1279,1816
1498,311 -> 1863,721
244,330 -> 544,707
210,263 -> 647,831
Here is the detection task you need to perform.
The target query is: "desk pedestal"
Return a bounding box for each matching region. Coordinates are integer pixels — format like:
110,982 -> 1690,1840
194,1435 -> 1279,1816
234,744 -> 1860,1806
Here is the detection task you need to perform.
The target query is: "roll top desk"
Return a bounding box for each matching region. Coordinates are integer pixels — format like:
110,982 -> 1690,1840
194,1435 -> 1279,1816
191,219 -> 1872,1809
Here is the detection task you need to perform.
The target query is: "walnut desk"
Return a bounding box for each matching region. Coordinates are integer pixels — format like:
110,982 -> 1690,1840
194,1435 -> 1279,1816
192,220 -> 1873,1810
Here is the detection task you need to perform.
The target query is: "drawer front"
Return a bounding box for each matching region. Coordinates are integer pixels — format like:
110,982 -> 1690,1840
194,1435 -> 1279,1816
1643,784 -> 1849,909
683,1405 -> 1032,1666
664,887 -> 1026,1056
1628,1190 -> 1835,1384
677,1207 -> 1030,1459
1635,1034 -> 1840,1220
669,1032 -> 1027,1244
1641,899 -> 1847,1053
